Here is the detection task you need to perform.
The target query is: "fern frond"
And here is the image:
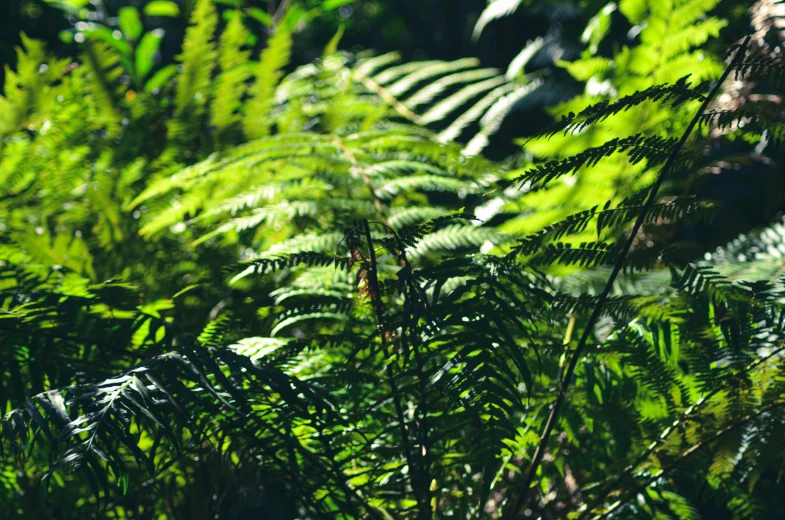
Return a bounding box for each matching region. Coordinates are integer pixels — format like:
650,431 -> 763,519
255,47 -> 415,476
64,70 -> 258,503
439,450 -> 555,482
1,347 -> 338,506
512,197 -> 712,256
80,41 -> 123,128
545,77 -> 704,137
418,77 -> 509,125
463,79 -> 545,156
386,58 -> 481,97
173,0 -> 217,118
0,35 -> 67,135
437,83 -> 517,143
473,0 -> 525,40
244,24 -> 292,139
407,68 -> 501,108
516,135 -> 679,190
376,175 -> 482,200
210,13 -> 252,139
735,56 -> 785,85
410,225 -> 503,258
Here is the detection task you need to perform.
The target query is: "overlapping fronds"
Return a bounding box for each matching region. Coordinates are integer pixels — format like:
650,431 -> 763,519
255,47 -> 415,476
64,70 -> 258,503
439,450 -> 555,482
496,0 -> 728,246
2,1 -> 785,519
351,52 -> 545,154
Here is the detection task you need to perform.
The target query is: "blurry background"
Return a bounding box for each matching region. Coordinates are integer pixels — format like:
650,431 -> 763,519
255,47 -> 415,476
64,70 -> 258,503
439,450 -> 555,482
1,0 -> 754,73
0,0 -> 777,247
0,0 -> 756,150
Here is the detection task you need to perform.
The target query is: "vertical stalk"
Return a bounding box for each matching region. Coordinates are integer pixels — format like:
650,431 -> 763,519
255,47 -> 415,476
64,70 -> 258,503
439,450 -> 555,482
503,38 -> 750,519
360,219 -> 429,516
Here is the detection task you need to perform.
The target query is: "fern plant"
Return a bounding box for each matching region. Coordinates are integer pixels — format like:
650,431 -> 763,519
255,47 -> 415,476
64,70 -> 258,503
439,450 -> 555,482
1,1 -> 785,519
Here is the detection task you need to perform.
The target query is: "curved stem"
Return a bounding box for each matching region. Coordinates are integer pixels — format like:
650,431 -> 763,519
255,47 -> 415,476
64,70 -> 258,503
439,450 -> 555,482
502,38 -> 751,519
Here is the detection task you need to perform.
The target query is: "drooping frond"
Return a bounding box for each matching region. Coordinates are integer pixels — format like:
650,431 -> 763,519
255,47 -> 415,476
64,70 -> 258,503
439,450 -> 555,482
351,53 -> 544,153
1,345 -> 347,510
473,0 -> 525,40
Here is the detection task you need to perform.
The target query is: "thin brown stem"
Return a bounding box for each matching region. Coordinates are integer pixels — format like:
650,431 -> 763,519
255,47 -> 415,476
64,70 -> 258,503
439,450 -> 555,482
360,219 -> 428,515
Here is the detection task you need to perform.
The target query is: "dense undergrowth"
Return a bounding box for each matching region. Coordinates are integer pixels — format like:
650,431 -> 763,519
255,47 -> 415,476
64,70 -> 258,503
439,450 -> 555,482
1,0 -> 785,518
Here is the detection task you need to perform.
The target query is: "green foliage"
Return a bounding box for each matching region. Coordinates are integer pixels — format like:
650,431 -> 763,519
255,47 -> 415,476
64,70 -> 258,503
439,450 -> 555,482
244,22 -> 291,139
0,1 -> 784,519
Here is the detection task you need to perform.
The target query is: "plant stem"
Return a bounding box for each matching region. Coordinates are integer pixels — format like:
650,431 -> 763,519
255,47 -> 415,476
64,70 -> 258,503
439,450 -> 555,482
353,71 -> 420,122
503,38 -> 751,519
361,219 -> 428,516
